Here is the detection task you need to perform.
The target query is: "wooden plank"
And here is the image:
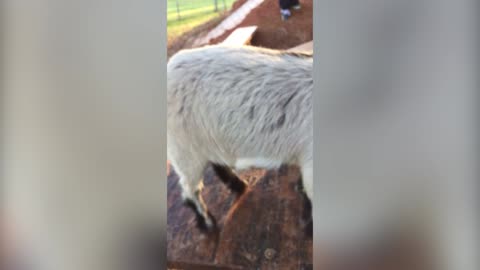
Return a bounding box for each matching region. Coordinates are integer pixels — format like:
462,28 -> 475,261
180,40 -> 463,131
167,163 -> 313,269
287,41 -> 313,52
213,166 -> 312,270
168,261 -> 244,270
221,26 -> 258,46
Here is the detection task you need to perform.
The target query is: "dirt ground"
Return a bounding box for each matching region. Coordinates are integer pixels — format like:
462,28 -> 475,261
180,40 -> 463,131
167,0 -> 313,58
168,14 -> 228,59
210,0 -> 313,49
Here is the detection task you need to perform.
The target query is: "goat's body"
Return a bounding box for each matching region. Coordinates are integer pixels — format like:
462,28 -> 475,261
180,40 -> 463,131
167,45 -> 313,229
167,45 -> 313,167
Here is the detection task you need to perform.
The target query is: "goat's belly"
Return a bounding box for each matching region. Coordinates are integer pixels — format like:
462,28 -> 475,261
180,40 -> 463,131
234,157 -> 284,171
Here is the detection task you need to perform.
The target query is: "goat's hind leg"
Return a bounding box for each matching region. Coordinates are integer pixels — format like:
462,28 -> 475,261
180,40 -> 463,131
174,161 -> 217,233
211,163 -> 248,197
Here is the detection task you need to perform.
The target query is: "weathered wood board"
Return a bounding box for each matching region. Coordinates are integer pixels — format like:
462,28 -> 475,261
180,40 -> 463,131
287,41 -> 313,53
222,26 -> 258,46
167,162 -> 313,270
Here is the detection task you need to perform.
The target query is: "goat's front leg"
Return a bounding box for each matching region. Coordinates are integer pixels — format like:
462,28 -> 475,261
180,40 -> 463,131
182,189 -> 217,233
175,162 -> 218,233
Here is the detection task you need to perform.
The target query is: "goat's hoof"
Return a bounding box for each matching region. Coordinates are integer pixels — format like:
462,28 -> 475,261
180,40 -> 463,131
301,218 -> 313,238
197,212 -> 218,234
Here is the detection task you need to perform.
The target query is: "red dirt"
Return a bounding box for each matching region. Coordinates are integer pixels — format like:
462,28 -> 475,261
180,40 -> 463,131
168,0 -> 312,58
210,0 -> 313,49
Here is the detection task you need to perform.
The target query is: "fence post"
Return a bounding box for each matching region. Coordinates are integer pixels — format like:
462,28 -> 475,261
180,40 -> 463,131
214,0 -> 218,12
176,0 -> 181,20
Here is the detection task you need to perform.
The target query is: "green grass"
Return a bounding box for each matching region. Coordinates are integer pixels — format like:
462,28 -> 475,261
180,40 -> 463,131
167,0 -> 237,40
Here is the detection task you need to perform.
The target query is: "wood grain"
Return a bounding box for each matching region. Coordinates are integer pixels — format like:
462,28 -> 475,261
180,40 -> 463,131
167,163 -> 312,269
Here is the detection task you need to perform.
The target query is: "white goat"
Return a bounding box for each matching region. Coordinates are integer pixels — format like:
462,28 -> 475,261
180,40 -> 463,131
167,45 -> 313,232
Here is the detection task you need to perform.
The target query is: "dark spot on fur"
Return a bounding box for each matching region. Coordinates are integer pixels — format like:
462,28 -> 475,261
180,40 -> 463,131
212,71 -> 223,77
231,79 -> 241,90
240,67 -> 250,73
173,84 -> 183,96
178,96 -> 186,115
276,113 -> 286,127
282,92 -> 298,110
174,62 -> 186,69
240,93 -> 250,106
249,106 -> 255,120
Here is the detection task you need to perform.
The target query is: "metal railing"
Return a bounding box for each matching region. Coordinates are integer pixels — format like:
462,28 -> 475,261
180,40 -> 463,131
168,0 -> 234,21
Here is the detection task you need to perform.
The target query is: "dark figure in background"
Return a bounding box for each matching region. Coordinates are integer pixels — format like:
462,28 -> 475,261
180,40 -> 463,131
279,0 -> 301,21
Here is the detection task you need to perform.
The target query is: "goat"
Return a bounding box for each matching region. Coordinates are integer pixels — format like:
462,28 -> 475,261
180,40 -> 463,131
167,45 -> 313,234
